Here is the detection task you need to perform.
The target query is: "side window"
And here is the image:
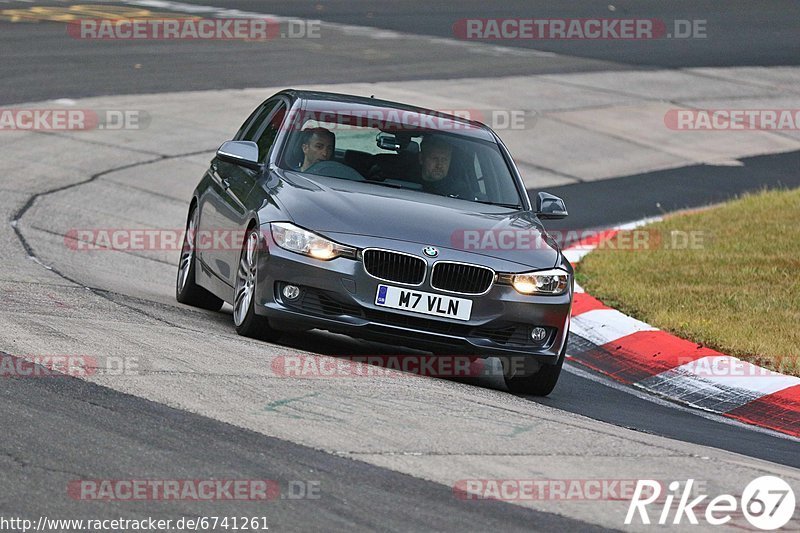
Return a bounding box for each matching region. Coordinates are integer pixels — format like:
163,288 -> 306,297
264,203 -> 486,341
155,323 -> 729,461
235,100 -> 278,141
254,105 -> 287,161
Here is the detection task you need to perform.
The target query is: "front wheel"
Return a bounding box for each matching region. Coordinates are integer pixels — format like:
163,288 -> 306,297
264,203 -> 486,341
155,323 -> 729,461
503,333 -> 568,396
233,228 -> 282,342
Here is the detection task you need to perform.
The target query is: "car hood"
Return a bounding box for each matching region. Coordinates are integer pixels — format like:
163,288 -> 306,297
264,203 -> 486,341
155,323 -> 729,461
270,170 -> 560,269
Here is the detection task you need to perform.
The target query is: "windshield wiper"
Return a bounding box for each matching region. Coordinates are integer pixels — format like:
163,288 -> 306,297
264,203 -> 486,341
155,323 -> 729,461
363,179 -> 403,188
472,199 -> 522,209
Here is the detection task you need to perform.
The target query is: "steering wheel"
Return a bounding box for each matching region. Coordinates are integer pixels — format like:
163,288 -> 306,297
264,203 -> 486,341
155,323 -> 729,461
304,160 -> 364,181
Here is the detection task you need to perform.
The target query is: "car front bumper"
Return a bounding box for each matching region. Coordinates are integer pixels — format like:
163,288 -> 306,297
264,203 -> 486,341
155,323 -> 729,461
253,230 -> 572,363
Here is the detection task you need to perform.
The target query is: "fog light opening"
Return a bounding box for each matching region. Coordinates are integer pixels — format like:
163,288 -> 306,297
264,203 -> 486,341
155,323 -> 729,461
283,284 -> 301,300
530,327 -> 547,342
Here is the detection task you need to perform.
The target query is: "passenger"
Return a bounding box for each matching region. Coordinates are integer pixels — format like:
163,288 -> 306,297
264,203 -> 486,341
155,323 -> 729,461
299,127 -> 335,171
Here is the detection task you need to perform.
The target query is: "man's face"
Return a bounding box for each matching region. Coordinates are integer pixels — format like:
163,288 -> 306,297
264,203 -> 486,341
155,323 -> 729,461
302,133 -> 334,167
420,146 -> 452,181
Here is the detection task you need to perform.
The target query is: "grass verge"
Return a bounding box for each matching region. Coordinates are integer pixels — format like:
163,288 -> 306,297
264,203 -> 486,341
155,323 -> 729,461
576,187 -> 800,376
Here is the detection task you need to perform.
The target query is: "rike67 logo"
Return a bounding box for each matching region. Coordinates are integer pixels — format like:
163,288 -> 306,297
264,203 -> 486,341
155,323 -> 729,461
626,477 -> 796,530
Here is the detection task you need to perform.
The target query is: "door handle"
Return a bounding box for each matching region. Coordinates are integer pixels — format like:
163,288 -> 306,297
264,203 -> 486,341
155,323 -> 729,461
221,178 -> 231,190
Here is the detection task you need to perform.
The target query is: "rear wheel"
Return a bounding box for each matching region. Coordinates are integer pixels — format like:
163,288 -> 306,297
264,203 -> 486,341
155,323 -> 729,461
503,333 -> 568,396
176,206 -> 223,311
233,228 -> 282,342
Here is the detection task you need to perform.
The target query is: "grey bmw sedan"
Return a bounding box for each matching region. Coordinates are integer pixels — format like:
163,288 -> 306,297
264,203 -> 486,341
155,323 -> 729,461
177,90 -> 573,395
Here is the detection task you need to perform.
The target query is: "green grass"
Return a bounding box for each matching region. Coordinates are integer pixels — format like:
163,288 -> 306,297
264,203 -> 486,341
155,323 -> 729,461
577,188 -> 800,376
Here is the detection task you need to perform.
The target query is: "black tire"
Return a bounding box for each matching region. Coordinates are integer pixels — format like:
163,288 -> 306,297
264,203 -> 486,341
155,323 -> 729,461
232,228 -> 282,342
503,333 -> 568,396
176,206 -> 224,311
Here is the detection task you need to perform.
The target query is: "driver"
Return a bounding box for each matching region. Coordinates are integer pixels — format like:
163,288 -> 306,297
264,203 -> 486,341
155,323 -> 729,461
299,127 -> 335,171
418,135 -> 472,199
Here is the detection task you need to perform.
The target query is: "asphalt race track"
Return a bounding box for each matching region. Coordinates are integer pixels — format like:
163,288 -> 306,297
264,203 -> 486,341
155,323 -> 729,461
1,1 -> 798,531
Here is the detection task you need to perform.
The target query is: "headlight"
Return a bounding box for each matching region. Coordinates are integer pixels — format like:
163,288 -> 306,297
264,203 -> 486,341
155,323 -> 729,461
270,222 -> 354,260
511,268 -> 570,295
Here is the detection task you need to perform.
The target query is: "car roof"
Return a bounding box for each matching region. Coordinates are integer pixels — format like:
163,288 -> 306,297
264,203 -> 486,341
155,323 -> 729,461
278,89 -> 497,142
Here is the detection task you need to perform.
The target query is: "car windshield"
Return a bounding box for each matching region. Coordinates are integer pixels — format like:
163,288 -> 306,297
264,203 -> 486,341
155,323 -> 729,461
277,106 -> 524,208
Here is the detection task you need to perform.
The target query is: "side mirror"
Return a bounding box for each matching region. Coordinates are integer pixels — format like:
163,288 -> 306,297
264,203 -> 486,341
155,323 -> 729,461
216,141 -> 261,171
535,192 -> 568,219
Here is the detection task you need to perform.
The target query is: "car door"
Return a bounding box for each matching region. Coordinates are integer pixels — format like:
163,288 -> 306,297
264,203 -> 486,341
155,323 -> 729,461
198,99 -> 287,287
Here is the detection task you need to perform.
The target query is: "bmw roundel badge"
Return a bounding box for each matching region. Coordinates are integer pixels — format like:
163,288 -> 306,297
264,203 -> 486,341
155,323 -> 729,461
423,246 -> 439,258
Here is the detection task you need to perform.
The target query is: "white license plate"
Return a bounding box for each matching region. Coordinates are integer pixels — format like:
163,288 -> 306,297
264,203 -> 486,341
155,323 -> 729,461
375,284 -> 472,321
